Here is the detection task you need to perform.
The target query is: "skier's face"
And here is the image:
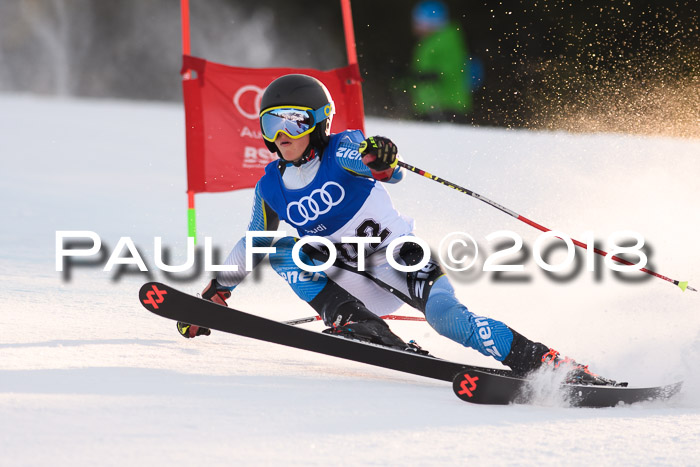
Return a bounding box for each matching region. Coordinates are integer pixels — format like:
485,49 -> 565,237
276,133 -> 310,162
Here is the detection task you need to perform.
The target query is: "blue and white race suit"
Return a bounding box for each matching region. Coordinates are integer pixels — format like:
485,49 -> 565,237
216,130 -> 514,362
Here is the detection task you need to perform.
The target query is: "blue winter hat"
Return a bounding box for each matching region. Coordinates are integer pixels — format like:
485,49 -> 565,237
412,0 -> 449,30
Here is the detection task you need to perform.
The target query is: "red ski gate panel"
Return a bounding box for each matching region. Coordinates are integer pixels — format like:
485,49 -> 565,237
182,55 -> 365,193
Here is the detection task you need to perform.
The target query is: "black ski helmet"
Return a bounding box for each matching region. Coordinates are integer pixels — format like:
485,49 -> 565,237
260,74 -> 335,153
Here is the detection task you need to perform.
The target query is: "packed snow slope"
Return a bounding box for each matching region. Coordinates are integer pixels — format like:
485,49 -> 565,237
1,94 -> 699,466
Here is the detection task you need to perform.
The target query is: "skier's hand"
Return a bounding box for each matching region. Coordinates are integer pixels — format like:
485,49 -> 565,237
177,279 -> 231,338
177,321 -> 211,338
359,136 -> 398,181
201,278 -> 231,307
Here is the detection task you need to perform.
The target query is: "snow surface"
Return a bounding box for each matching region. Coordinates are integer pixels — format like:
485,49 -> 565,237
1,94 -> 699,465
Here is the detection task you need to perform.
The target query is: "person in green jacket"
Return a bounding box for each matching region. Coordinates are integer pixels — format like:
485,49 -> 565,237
410,0 -> 472,121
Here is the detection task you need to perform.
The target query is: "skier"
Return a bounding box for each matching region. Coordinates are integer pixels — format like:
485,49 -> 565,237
177,74 -> 616,386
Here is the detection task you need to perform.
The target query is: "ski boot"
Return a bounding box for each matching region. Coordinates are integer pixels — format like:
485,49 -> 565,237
540,348 -> 626,387
323,321 -> 429,355
311,279 -> 429,354
502,329 -> 625,386
323,319 -> 402,348
317,299 -> 430,354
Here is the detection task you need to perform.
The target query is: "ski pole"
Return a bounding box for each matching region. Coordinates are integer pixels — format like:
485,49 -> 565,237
284,314 -> 426,326
397,160 -> 696,293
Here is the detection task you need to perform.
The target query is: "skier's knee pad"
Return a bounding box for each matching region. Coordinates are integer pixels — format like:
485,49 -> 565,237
424,276 -> 513,362
269,236 -> 328,302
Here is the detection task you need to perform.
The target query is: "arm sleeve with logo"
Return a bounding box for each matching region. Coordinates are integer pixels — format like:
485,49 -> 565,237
216,182 -> 280,290
335,131 -> 403,184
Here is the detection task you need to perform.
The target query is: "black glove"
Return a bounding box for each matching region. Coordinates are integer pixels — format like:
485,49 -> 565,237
359,136 -> 399,181
177,279 -> 231,339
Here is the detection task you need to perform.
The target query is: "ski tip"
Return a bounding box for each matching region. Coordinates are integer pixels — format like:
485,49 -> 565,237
139,282 -> 170,312
452,371 -> 484,403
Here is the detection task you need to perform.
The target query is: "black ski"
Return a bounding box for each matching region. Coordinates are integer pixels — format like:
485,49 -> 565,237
139,282 -> 499,381
452,370 -> 682,407
140,282 -> 682,407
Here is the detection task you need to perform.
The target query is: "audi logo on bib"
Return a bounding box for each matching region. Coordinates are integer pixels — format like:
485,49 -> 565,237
286,182 -> 346,226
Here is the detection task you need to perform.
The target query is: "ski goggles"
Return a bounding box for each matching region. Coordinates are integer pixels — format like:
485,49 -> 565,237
260,104 -> 334,142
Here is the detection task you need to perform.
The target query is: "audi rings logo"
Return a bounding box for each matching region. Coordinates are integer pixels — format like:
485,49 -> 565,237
286,182 -> 346,226
233,85 -> 264,120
